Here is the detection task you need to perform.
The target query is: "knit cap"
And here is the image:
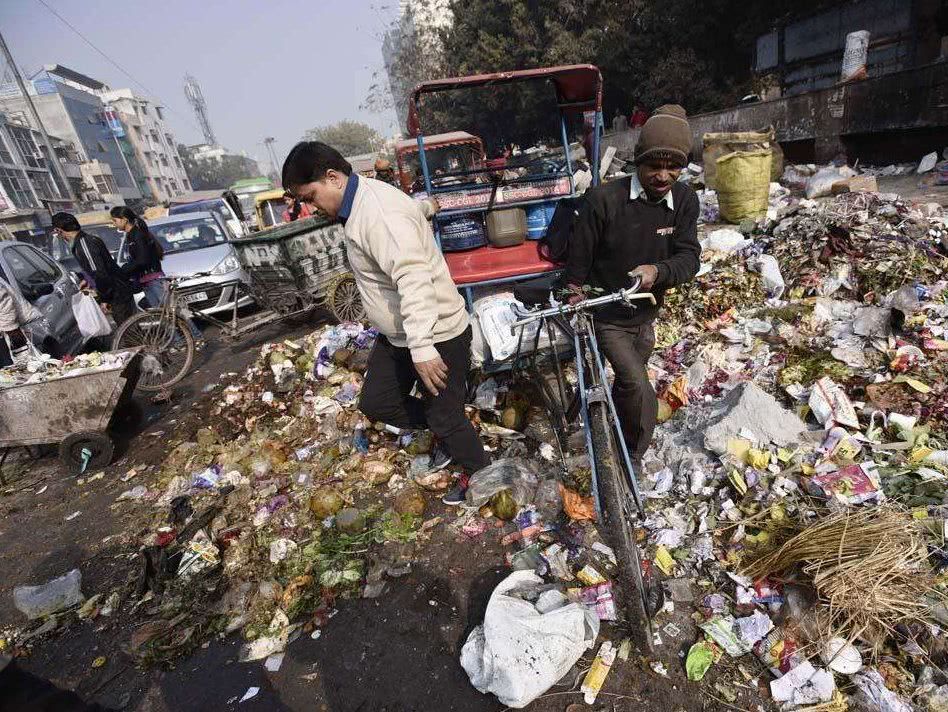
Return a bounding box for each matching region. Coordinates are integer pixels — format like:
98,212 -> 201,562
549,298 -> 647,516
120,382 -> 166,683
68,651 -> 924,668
633,104 -> 692,166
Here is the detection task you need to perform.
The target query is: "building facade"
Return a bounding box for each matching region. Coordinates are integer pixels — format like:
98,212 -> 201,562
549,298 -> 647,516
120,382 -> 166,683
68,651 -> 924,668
99,88 -> 191,204
0,112 -> 79,239
383,0 -> 453,132
0,64 -> 144,206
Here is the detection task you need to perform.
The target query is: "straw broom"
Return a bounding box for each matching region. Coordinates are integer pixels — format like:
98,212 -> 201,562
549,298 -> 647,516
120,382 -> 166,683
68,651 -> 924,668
742,507 -> 943,653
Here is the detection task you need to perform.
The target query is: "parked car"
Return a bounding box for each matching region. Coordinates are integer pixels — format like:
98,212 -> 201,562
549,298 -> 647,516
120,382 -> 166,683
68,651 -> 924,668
0,241 -> 85,357
119,212 -> 254,316
168,197 -> 247,239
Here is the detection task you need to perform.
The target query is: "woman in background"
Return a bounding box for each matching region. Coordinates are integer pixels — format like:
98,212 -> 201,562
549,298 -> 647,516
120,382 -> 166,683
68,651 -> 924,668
110,206 -> 202,342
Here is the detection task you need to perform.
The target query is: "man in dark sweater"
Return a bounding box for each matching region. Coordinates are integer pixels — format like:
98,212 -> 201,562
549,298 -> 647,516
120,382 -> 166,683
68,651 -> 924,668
565,104 -> 701,470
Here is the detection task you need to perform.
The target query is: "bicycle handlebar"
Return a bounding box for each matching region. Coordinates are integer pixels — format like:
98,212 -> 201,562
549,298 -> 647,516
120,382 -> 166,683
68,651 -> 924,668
510,276 -> 657,332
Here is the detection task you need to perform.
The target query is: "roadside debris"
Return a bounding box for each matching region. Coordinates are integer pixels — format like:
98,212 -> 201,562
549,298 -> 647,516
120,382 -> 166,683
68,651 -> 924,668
6,157 -> 947,712
13,569 -> 84,620
460,570 -> 598,708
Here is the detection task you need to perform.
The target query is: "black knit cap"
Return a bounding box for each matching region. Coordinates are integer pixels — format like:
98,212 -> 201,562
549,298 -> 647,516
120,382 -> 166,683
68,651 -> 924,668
633,104 -> 692,166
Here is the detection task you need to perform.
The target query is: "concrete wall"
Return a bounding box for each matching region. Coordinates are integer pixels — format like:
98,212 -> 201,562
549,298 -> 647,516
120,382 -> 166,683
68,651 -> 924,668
685,62 -> 948,163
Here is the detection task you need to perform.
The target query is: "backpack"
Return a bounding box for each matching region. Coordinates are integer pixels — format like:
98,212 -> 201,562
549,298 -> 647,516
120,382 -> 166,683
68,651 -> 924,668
538,195 -> 584,265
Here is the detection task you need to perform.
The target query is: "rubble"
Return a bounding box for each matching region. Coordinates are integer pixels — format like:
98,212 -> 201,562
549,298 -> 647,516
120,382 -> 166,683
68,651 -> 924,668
631,172 -> 948,710
6,153 -> 947,712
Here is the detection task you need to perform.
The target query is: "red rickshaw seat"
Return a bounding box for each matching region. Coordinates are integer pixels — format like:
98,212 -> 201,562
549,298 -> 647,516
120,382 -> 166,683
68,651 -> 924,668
445,241 -> 558,285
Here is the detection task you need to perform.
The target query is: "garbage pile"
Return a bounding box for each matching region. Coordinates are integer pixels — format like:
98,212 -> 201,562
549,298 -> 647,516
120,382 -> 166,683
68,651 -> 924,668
633,184 -> 948,708
0,349 -> 135,388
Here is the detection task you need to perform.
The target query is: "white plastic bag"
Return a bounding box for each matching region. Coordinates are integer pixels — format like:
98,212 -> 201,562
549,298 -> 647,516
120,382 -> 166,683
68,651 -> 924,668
700,228 -> 752,254
71,292 -> 112,339
473,292 -> 569,362
13,569 -> 84,619
460,571 -> 598,708
805,166 -> 857,199
750,254 -> 785,298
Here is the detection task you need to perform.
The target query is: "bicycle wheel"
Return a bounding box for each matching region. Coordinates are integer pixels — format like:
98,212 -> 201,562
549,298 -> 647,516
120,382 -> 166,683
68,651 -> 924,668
587,400 -> 656,650
112,310 -> 194,392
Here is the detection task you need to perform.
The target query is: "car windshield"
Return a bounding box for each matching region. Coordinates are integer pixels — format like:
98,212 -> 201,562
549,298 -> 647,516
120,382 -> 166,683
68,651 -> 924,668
170,200 -> 233,224
260,199 -> 287,228
151,218 -> 228,254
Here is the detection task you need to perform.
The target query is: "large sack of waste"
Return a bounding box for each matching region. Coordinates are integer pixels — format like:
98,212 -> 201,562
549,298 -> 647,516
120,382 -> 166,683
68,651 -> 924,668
703,128 -> 781,188
716,149 -> 772,223
461,570 -> 598,708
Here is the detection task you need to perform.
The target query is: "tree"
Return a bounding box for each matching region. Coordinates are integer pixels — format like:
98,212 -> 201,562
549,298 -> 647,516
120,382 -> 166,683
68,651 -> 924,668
365,0 -> 836,150
302,121 -> 382,157
178,145 -> 260,191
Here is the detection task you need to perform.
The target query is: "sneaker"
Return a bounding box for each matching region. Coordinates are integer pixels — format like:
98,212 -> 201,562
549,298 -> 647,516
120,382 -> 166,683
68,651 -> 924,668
441,484 -> 467,506
427,440 -> 453,473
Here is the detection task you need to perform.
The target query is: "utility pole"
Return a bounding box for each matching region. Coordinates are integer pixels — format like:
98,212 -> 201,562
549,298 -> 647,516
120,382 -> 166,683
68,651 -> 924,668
263,137 -> 280,181
0,30 -> 78,205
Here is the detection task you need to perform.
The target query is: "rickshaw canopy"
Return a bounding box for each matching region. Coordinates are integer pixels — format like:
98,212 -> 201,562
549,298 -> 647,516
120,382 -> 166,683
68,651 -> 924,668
406,64 -> 603,136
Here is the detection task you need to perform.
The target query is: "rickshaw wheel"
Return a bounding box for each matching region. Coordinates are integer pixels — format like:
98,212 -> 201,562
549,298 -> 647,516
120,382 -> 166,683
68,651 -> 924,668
60,431 -> 114,475
327,273 -> 366,323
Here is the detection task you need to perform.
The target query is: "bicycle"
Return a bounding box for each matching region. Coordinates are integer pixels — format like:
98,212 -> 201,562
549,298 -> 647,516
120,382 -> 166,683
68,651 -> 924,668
509,277 -> 661,648
110,276 -> 205,393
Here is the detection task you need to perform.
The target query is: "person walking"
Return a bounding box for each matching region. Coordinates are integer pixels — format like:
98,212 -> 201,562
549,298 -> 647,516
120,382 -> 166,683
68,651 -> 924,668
565,105 -> 701,472
0,276 -> 41,366
51,212 -> 136,331
280,191 -> 313,222
281,141 -> 489,503
110,207 -> 202,341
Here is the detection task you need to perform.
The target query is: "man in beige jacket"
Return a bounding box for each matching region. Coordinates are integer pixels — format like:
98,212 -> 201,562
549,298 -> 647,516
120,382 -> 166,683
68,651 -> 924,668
283,142 -> 488,502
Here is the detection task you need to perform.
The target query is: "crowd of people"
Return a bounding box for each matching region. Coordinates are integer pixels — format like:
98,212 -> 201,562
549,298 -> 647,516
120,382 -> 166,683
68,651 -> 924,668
0,207 -> 203,368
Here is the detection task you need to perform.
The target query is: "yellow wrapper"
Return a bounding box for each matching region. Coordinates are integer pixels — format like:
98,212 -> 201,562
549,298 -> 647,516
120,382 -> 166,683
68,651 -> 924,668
746,449 -> 771,469
576,565 -> 607,586
655,546 -> 676,576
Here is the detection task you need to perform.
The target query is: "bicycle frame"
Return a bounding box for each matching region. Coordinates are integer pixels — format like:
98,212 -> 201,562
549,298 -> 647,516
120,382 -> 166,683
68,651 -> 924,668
511,305 -> 646,519
167,277 -> 310,340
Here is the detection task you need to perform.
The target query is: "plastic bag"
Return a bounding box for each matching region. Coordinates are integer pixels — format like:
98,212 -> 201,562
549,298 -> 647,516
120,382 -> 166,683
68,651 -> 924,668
465,458 -> 540,508
700,228 -> 751,254
460,570 -> 598,708
805,166 -> 857,199
750,254 -> 785,298
473,292 -> 569,363
13,569 -> 84,619
71,292 -> 112,339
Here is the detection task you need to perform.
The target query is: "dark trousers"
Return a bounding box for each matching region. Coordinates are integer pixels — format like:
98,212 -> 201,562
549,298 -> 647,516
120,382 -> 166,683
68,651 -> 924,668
358,326 -> 488,474
108,289 -> 136,331
595,321 -> 657,461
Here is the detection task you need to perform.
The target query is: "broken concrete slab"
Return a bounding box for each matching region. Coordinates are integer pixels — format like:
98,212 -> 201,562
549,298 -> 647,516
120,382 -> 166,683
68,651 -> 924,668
703,382 -> 807,455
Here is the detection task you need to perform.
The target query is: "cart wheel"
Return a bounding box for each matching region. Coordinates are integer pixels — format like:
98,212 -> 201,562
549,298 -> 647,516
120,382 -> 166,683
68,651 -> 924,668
327,273 -> 366,323
60,432 -> 114,475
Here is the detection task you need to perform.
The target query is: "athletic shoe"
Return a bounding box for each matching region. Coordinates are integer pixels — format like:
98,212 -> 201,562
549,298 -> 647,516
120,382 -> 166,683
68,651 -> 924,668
441,484 -> 467,506
427,440 -> 453,473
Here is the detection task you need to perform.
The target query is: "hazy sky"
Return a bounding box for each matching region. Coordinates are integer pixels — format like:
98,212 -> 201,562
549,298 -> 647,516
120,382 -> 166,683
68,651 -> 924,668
0,0 -> 401,170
